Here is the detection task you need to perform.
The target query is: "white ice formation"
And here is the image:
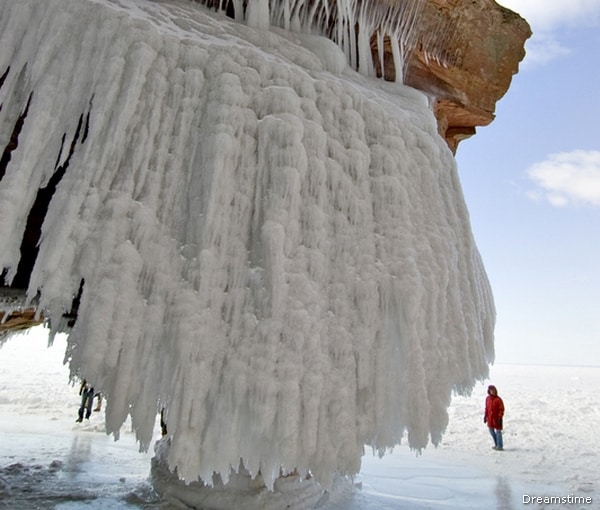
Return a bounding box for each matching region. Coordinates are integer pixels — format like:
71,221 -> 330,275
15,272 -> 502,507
0,0 -> 495,494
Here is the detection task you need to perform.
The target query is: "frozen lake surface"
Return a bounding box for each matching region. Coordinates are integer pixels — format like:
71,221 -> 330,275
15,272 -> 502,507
1,329 -> 598,509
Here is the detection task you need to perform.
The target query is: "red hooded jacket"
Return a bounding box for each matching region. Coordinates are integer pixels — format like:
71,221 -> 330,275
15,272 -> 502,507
484,385 -> 504,430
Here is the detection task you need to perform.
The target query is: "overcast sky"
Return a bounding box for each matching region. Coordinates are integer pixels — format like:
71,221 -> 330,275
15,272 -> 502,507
455,0 -> 600,366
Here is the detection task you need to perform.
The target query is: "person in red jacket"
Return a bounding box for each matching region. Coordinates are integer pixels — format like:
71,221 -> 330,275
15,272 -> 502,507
484,384 -> 504,451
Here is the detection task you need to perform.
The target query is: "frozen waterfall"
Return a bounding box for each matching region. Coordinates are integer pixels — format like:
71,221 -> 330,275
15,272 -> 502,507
0,0 -> 495,495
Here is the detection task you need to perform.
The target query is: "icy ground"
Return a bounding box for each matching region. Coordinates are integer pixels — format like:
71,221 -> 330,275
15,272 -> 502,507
0,327 -> 597,509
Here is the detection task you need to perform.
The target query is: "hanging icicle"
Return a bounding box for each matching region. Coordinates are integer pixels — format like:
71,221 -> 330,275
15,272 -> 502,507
191,0 -> 426,83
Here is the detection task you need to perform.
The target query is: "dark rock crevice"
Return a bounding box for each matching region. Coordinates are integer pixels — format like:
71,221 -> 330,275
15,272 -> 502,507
6,112 -> 87,291
0,92 -> 32,183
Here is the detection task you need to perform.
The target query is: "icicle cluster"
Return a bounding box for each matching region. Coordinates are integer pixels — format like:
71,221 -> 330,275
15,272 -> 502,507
0,0 -> 495,490
196,0 -> 425,81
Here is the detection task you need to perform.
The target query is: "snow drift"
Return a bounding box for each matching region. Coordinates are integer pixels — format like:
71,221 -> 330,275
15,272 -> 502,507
0,0 -> 495,490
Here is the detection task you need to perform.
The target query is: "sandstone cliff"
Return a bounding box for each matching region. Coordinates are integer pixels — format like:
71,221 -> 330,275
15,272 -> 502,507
406,0 -> 531,152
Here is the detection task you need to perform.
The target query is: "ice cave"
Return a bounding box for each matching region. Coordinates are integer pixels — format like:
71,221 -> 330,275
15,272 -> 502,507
0,0 -> 527,507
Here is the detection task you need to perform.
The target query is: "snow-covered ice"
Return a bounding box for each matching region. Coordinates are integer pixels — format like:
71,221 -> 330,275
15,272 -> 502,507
1,328 -> 598,509
0,0 -> 495,491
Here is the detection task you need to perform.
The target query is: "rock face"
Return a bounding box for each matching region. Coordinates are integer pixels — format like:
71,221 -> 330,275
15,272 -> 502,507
0,290 -> 43,337
406,0 -> 531,152
0,309 -> 42,336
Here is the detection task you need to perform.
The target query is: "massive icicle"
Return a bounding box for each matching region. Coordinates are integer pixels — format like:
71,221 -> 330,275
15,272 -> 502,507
0,0 -> 495,490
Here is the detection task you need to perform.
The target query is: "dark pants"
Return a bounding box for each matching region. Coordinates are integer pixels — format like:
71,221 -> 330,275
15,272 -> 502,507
78,389 -> 94,421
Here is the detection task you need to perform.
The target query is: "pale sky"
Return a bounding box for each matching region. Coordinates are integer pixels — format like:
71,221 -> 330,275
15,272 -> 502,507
456,0 -> 600,366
